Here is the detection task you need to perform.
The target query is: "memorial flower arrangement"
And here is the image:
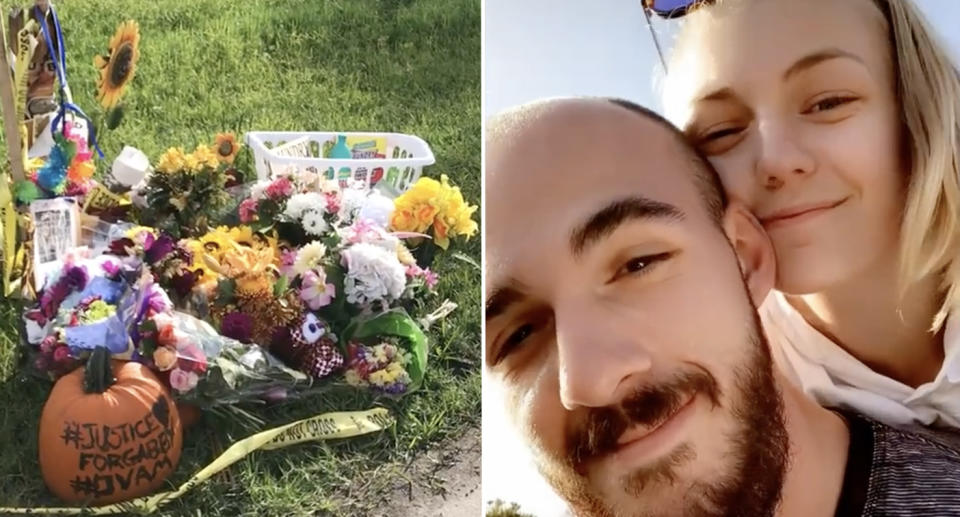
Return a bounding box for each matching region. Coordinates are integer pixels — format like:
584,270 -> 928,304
134,136 -> 241,239
1,6 -> 481,509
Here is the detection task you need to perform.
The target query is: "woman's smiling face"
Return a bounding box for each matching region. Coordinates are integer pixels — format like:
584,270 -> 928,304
666,0 -> 906,294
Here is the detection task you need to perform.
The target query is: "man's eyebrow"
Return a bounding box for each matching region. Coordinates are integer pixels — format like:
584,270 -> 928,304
485,286 -> 526,322
570,196 -> 685,257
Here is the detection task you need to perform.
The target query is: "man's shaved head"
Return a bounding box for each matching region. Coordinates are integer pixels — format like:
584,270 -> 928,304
487,97 -> 727,222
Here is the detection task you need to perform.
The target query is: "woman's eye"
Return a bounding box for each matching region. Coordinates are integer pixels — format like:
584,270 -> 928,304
806,96 -> 857,114
616,252 -> 673,279
701,126 -> 742,142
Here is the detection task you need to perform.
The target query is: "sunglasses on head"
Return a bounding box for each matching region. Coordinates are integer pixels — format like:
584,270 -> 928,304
642,0 -> 715,19
640,0 -> 716,72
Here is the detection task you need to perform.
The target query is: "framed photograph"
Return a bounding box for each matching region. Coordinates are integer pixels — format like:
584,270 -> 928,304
29,197 -> 80,290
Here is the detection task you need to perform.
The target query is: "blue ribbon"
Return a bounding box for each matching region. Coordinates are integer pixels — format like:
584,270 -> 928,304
34,4 -> 105,159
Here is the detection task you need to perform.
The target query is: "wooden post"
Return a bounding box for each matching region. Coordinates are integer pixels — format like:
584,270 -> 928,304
0,7 -> 25,183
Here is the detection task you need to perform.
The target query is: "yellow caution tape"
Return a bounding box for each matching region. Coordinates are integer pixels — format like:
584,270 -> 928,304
81,183 -> 131,214
0,407 -> 394,515
0,175 -> 17,297
14,20 -> 38,123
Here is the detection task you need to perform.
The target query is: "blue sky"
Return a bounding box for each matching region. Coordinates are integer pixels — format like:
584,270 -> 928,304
482,1 -> 960,514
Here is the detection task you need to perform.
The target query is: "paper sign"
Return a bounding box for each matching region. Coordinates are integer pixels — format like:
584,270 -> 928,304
30,197 -> 80,290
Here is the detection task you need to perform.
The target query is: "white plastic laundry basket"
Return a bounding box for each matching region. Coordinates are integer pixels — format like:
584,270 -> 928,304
244,131 -> 435,192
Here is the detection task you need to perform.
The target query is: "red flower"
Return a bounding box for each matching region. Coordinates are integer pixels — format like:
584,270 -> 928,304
176,344 -> 208,374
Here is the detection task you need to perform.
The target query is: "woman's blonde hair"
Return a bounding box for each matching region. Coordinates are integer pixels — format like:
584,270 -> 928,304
878,0 -> 960,331
668,0 -> 960,331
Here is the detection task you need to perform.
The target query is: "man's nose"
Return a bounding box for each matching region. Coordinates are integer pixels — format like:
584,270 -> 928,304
555,300 -> 654,411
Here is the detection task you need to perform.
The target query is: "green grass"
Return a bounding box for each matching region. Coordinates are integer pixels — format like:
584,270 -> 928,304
0,0 -> 480,514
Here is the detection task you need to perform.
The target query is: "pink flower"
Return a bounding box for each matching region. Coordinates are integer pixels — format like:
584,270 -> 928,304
405,264 -> 438,289
343,218 -> 386,244
238,198 -> 258,223
280,249 -> 298,280
169,367 -> 199,394
300,270 -> 336,310
324,192 -> 341,214
52,345 -> 71,363
422,268 -> 438,289
265,177 -> 294,200
40,335 -> 59,355
176,343 -> 208,374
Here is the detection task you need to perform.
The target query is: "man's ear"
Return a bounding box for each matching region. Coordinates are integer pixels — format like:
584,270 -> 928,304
721,201 -> 776,306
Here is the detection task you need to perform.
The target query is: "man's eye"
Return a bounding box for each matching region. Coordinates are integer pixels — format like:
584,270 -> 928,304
495,323 -> 536,364
616,252 -> 673,279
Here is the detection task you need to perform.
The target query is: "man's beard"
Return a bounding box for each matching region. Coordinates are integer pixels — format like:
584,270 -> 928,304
531,310 -> 789,517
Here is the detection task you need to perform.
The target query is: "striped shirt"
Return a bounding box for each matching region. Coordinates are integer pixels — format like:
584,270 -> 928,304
838,411 -> 960,516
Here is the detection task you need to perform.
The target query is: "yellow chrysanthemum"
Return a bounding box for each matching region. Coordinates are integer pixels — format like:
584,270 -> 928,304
193,144 -> 220,170
155,147 -> 186,174
94,20 -> 140,109
214,133 -> 241,164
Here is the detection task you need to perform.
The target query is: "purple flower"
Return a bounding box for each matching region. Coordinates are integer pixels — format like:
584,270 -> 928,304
271,326 -> 292,349
145,234 -> 176,264
146,284 -> 172,314
170,270 -> 199,298
101,260 -> 121,278
385,383 -> 407,395
221,312 -> 254,343
34,355 -> 49,372
63,266 -> 88,291
108,238 -> 135,257
41,281 -> 72,318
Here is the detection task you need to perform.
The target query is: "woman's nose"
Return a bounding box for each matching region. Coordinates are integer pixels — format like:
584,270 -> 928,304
753,118 -> 817,190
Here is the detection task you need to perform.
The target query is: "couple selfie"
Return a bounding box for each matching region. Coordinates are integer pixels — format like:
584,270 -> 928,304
484,0 -> 960,515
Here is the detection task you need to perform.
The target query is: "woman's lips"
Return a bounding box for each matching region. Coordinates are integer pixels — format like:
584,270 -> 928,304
760,197 -> 848,229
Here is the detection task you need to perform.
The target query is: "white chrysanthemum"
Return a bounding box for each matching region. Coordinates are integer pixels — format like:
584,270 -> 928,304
341,242 -> 406,305
294,241 -> 328,275
338,188 -> 367,223
358,191 -> 395,228
302,209 -> 329,236
284,192 -> 326,220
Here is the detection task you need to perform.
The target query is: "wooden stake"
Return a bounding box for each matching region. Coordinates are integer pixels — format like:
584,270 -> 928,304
0,7 -> 25,183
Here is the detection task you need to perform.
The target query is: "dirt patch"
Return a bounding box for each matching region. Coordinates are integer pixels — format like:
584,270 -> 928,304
369,426 -> 481,517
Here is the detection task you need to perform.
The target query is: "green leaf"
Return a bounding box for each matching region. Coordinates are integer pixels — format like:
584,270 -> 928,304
106,104 -> 125,130
273,274 -> 289,297
215,278 -> 237,306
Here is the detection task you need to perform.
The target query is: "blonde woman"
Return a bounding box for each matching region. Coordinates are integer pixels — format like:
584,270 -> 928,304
655,0 -> 960,427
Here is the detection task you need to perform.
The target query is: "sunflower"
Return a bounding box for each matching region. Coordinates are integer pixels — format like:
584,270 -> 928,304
94,20 -> 140,109
214,133 -> 241,164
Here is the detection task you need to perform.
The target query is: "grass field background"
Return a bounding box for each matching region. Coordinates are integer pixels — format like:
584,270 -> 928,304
0,0 -> 480,514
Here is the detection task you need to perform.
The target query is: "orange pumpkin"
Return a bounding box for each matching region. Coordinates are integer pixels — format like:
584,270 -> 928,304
38,347 -> 183,505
